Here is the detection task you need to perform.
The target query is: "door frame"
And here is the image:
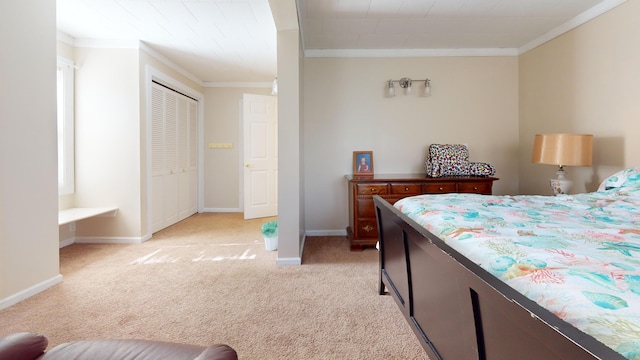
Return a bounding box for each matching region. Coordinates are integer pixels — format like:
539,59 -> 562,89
144,65 -> 204,240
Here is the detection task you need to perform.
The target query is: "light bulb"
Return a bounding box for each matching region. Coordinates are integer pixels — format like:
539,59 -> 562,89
387,80 -> 395,97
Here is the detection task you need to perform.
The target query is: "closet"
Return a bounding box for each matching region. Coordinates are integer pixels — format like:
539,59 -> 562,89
150,82 -> 198,233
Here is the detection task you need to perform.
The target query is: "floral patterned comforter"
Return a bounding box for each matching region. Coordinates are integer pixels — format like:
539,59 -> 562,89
394,168 -> 640,359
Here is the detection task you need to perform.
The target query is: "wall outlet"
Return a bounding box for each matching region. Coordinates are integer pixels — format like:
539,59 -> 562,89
69,222 -> 76,232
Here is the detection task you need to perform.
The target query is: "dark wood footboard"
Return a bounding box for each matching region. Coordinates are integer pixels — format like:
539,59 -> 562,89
373,195 -> 623,360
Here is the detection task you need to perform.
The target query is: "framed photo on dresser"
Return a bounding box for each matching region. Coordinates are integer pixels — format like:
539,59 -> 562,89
353,151 -> 374,175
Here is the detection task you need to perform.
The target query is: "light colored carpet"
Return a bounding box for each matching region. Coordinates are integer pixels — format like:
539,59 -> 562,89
0,213 -> 427,359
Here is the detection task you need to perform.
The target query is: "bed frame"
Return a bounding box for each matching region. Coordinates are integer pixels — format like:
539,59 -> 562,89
373,195 -> 625,360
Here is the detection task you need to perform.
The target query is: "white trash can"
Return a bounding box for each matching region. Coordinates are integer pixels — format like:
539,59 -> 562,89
264,236 -> 278,251
261,221 -> 278,251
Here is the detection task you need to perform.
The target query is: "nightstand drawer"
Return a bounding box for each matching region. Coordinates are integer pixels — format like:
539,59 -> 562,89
458,182 -> 492,194
390,183 -> 422,195
424,183 -> 457,193
356,184 -> 388,196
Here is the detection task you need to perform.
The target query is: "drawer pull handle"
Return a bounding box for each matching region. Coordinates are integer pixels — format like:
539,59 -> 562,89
362,225 -> 374,232
405,187 -> 409,191
439,187 -> 444,191
473,186 -> 478,190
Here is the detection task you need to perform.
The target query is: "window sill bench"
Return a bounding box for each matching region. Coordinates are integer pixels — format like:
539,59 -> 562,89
58,207 -> 118,225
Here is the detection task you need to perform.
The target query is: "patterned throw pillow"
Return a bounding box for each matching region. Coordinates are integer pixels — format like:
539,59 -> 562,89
469,162 -> 496,176
425,144 -> 470,177
597,167 -> 640,191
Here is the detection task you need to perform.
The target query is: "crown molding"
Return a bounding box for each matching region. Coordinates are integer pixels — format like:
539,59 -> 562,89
56,31 -> 75,46
203,82 -> 272,88
72,38 -> 140,49
305,48 -> 518,58
519,0 -> 627,54
138,42 -> 203,87
56,33 -> 203,86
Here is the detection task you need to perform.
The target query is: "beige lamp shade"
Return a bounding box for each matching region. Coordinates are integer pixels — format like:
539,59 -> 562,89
531,134 -> 593,167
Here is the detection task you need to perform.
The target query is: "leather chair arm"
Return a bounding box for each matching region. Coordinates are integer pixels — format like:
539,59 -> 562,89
40,339 -> 237,360
0,332 -> 48,360
194,344 -> 238,360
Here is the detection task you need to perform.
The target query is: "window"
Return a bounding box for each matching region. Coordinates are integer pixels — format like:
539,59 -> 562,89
57,57 -> 74,195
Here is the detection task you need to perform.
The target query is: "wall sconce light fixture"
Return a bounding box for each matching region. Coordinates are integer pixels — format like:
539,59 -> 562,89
386,77 -> 431,97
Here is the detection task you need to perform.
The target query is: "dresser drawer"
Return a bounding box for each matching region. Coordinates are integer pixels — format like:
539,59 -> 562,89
458,182 -> 492,194
356,198 -> 376,218
356,184 -> 388,196
424,183 -> 457,193
354,218 -> 378,239
346,174 -> 497,251
390,183 -> 423,195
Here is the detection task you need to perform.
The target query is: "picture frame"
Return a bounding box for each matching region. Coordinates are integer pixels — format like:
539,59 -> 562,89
353,151 -> 374,175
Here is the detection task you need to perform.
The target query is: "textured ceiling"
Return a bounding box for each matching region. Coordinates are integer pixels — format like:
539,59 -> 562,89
56,0 -> 278,83
298,0 -> 608,51
56,0 -> 623,84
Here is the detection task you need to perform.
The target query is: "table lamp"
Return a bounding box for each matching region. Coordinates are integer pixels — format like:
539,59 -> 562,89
531,133 -> 593,195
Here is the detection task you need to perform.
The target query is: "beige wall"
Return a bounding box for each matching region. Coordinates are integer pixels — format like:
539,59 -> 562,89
203,87 -> 272,210
303,56 -> 519,232
276,28 -> 304,263
0,1 -> 61,307
519,0 -> 640,196
73,47 -> 143,239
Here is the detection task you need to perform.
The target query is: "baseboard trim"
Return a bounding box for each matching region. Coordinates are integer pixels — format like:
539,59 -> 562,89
202,208 -> 242,213
59,238 -> 75,248
0,274 -> 63,310
276,257 -> 302,266
305,229 -> 347,236
75,236 -> 146,245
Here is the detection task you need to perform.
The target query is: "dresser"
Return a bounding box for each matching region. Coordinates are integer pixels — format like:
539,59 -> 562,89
346,174 -> 498,251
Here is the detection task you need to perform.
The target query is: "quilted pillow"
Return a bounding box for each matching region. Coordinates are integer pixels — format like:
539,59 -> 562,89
597,166 -> 640,191
425,144 -> 470,177
469,162 -> 496,176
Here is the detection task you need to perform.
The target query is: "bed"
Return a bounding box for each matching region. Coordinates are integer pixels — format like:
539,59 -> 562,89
375,167 -> 640,360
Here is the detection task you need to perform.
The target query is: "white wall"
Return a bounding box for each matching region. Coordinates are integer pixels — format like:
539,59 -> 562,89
303,56 -> 520,233
0,1 -> 61,308
519,0 -> 640,195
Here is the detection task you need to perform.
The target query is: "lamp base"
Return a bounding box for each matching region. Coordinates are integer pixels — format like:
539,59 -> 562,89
549,168 -> 572,195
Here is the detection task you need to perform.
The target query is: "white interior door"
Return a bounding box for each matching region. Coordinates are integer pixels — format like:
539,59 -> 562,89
243,94 -> 277,219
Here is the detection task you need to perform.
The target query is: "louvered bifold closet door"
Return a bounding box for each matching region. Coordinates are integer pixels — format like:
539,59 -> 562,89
151,84 -> 166,233
177,96 -> 190,221
150,82 -> 197,233
187,101 -> 198,215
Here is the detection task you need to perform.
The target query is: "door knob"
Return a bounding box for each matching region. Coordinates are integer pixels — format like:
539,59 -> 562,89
245,164 -> 250,168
